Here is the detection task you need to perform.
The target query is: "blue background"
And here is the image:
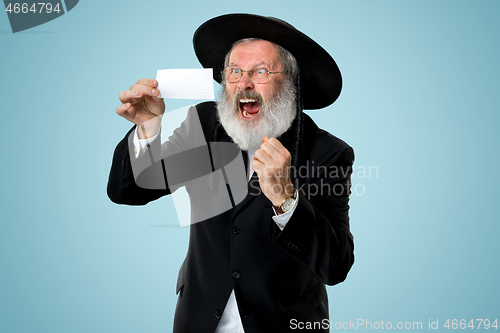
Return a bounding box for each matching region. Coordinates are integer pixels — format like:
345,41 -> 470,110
1,1 -> 499,331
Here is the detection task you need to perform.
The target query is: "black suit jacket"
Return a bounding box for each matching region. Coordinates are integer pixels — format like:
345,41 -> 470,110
107,102 -> 355,332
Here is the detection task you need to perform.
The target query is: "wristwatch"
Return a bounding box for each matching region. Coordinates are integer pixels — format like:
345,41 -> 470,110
274,190 -> 297,215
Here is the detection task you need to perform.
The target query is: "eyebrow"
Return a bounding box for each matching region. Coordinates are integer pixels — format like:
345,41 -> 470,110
228,61 -> 270,68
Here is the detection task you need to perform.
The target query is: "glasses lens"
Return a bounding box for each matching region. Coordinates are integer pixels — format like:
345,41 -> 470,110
225,67 -> 240,83
252,68 -> 268,83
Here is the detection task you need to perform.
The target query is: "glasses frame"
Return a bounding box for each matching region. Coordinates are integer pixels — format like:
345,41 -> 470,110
223,67 -> 283,84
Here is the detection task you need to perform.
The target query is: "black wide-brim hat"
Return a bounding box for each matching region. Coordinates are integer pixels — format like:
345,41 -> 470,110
193,13 -> 342,110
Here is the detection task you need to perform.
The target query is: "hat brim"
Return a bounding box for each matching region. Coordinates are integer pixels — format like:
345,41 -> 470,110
193,14 -> 342,110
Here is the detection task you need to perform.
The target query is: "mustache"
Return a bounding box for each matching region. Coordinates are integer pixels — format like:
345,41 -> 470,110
233,90 -> 264,106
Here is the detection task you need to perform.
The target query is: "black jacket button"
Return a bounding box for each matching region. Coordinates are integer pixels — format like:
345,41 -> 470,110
232,226 -> 240,235
232,271 -> 241,279
215,310 -> 222,320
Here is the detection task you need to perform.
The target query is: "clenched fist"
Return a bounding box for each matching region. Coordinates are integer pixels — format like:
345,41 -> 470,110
252,136 -> 295,208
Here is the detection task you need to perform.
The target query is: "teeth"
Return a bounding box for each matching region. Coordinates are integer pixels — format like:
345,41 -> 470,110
240,98 -> 256,103
243,110 -> 251,117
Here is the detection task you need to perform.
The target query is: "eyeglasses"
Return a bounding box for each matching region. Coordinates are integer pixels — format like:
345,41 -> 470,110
223,67 -> 282,84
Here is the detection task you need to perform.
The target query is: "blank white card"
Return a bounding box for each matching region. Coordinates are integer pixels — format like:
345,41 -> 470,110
156,68 -> 215,100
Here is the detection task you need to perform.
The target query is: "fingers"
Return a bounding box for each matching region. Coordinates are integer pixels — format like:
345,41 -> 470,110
115,102 -> 133,120
252,137 -> 294,206
116,102 -> 131,113
119,89 -> 160,104
258,137 -> 291,166
135,79 -> 158,87
119,79 -> 162,104
251,157 -> 264,173
253,147 -> 274,166
131,79 -> 159,98
262,136 -> 288,155
252,138 -> 292,180
130,80 -> 160,99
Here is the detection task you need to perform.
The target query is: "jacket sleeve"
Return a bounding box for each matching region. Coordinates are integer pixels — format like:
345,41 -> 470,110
270,146 -> 355,286
107,105 -> 217,206
107,126 -> 171,205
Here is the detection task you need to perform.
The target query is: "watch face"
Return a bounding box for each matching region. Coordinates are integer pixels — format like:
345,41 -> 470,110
282,198 -> 295,212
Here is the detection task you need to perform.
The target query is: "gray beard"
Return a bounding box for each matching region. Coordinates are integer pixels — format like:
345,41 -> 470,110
216,79 -> 297,151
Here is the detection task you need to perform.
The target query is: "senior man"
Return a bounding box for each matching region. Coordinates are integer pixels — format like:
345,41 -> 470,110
108,14 -> 354,333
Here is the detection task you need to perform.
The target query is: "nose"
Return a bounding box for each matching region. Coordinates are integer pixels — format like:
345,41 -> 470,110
237,71 -> 255,90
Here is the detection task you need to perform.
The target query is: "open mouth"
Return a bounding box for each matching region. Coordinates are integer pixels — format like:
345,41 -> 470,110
239,98 -> 261,119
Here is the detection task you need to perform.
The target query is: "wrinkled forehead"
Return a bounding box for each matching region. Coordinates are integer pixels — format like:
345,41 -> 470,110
228,39 -> 282,70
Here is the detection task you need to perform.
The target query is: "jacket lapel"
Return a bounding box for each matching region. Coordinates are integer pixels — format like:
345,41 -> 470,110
231,171 -> 261,221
